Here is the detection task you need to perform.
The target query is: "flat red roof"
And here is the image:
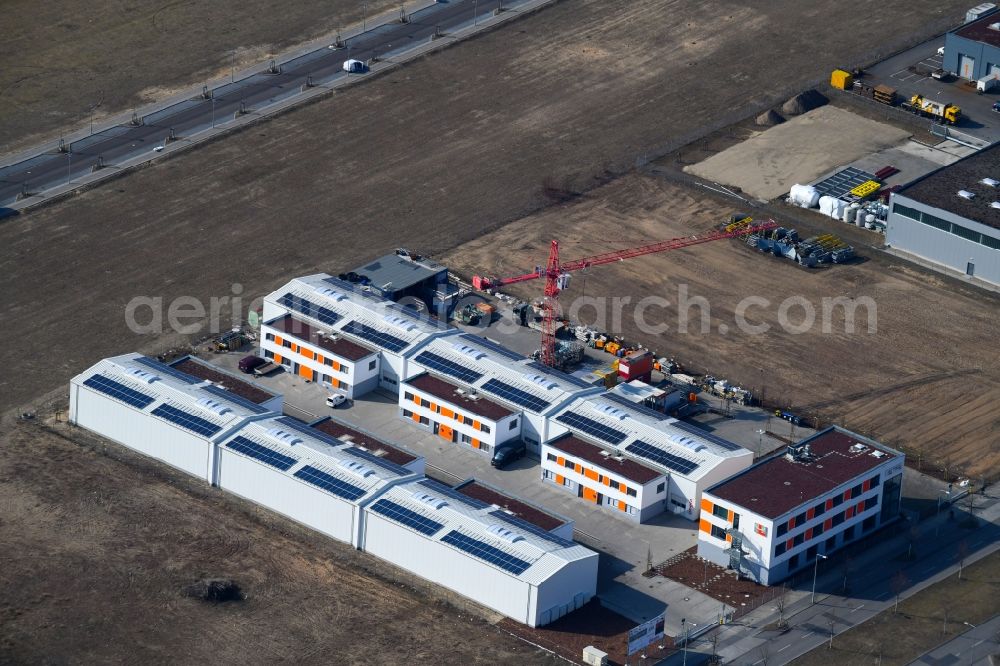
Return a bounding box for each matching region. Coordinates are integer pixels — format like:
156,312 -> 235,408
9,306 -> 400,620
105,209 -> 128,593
457,480 -> 565,531
954,12 -> 1000,49
311,418 -> 417,466
268,315 -> 374,361
171,358 -> 276,404
406,373 -> 513,421
548,434 -> 662,484
707,428 -> 899,519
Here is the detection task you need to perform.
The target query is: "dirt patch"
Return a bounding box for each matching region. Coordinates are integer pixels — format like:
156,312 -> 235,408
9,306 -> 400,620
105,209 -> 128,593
685,105 -> 911,200
440,174 -> 1000,478
0,419 -> 556,664
500,599 -> 666,666
182,578 -> 246,603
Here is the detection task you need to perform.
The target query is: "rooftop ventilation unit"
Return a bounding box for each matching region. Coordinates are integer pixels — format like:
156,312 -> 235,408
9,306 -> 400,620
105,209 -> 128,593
870,450 -> 887,458
383,314 -> 417,332
412,492 -> 448,510
314,286 -> 347,301
669,434 -> 706,452
591,403 -> 628,420
455,388 -> 467,395
599,450 -> 611,457
981,178 -> 999,187
338,459 -> 375,477
991,202 -> 1000,209
126,368 -> 160,384
266,428 -> 302,446
958,190 -> 976,200
849,443 -> 869,454
486,524 -> 525,543
990,21 -> 1000,30
195,397 -> 231,416
451,343 -> 487,361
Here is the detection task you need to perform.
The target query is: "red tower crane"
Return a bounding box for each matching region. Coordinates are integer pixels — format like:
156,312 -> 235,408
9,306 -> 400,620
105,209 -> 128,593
472,220 -> 779,367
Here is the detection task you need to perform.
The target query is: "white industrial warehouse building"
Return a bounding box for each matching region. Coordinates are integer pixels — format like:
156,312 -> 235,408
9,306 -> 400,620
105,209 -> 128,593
362,477 -> 598,627
70,351 -> 599,627
887,144 -> 1000,286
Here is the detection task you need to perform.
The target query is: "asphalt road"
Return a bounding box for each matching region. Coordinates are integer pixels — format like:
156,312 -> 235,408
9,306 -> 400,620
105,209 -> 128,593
907,614 -> 1000,666
700,493 -> 1000,666
0,0 -> 506,207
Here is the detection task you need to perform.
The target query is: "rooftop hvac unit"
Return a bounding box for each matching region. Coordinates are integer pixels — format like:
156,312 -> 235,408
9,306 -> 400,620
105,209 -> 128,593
981,177 -> 999,187
958,190 -> 976,199
582,646 -> 608,666
991,202 -> 1000,209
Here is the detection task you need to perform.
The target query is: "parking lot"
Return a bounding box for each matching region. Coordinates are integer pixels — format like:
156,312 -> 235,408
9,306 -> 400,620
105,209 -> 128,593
863,35 -> 1000,143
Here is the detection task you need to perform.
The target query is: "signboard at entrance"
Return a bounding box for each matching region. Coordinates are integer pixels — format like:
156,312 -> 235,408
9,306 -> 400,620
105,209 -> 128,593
627,613 -> 665,655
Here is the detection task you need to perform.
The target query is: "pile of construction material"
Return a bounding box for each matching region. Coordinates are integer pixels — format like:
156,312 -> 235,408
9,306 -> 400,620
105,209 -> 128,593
746,226 -> 854,266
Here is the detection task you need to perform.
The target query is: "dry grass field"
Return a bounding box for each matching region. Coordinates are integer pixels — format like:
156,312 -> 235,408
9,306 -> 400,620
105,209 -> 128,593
441,175 -> 1000,479
790,550 -> 1000,665
0,0 -> 395,154
0,419 -> 555,664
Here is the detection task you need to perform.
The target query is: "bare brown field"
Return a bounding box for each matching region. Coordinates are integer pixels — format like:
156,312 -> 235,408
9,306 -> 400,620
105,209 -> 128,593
440,175 -> 1000,478
0,0 -> 970,415
0,0 -> 395,154
0,419 -> 555,664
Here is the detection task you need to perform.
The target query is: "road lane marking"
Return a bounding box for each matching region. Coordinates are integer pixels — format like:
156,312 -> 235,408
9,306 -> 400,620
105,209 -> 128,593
850,604 -> 865,614
875,592 -> 890,601
974,640 -> 984,647
802,631 -> 814,639
778,645 -> 791,652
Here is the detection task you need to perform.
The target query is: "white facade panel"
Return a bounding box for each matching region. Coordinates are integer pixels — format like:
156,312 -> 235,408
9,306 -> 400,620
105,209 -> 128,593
218,449 -> 357,546
73,387 -> 213,481
530,556 -> 598,626
362,513 -> 533,624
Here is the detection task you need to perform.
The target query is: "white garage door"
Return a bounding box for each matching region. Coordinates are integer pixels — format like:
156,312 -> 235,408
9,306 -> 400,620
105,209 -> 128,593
960,54 -> 976,79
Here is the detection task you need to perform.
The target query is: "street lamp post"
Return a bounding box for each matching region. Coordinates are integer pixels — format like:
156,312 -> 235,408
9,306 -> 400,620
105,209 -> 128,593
811,554 -> 828,604
935,485 -> 953,536
363,2 -> 368,31
474,0 -> 479,25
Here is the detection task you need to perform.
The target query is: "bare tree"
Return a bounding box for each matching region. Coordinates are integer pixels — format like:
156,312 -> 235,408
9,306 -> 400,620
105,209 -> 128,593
757,643 -> 770,665
907,526 -> 921,560
774,586 -> 787,628
828,616 -> 836,649
841,557 -> 853,593
891,570 -> 909,612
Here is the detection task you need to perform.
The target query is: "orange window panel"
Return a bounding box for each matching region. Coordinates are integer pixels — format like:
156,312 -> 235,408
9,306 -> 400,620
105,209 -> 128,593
619,482 -> 628,493
575,463 -> 583,473
315,354 -> 325,365
473,420 -> 481,430
555,474 -> 564,485
274,354 -> 283,364
726,534 -> 733,543
805,528 -> 813,540
301,348 -> 314,360
298,365 -> 312,380
556,456 -> 565,467
411,412 -> 420,422
440,407 -> 454,419
428,402 -> 437,412
583,487 -> 598,503
603,476 -> 611,487
471,439 -> 480,449
412,394 -> 421,404
439,425 -> 453,441
618,501 -> 627,512
584,469 -> 598,481
274,336 -> 284,347
806,508 -> 815,520
699,519 -> 711,533
727,509 -> 734,523
701,498 -> 713,513
863,480 -> 871,492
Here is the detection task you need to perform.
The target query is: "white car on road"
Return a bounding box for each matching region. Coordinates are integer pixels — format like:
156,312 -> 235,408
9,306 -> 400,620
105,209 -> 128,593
326,394 -> 347,408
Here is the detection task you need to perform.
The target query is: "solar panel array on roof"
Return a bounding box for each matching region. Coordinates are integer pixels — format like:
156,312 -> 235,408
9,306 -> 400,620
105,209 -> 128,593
341,321 -> 407,353
603,392 -> 670,421
625,440 -> 699,475
461,333 -> 525,361
556,412 -> 628,445
812,167 -> 876,199
134,356 -> 200,384
344,446 -> 410,477
278,293 -> 341,327
481,378 -> 550,413
440,531 -> 532,575
488,510 -> 574,548
670,420 -> 743,452
202,384 -> 269,414
227,435 -> 298,470
370,498 -> 444,536
82,375 -> 156,409
418,479 -> 489,509
414,351 -> 484,384
152,404 -> 222,437
294,465 -> 367,501
526,361 -> 593,388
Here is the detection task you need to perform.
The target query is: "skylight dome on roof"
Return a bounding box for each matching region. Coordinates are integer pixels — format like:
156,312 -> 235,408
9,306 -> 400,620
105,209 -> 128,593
669,434 -> 706,452
314,286 -> 347,301
338,459 -> 375,478
266,428 -> 302,446
591,403 -> 628,420
126,368 -> 160,383
195,397 -> 231,416
412,491 -> 448,510
486,524 -> 525,543
383,314 -> 417,332
451,342 -> 486,360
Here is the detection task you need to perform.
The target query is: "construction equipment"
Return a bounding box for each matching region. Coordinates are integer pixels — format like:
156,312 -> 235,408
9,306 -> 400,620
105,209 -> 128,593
472,220 -> 780,367
830,69 -> 853,90
453,303 -> 481,325
905,94 -> 960,124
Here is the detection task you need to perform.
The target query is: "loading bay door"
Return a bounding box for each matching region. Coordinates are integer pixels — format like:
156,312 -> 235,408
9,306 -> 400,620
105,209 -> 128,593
960,53 -> 976,79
